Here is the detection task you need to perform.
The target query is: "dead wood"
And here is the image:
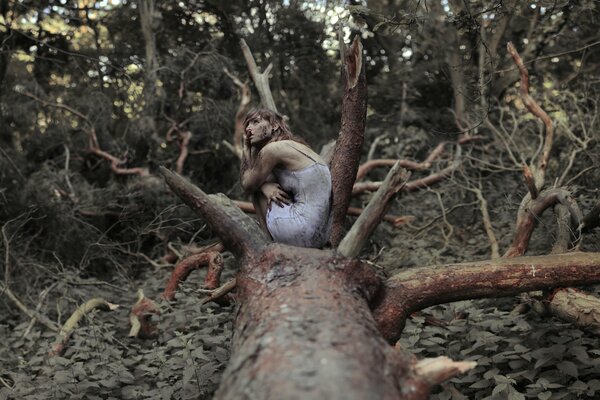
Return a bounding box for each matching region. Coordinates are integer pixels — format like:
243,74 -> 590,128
338,162 -> 410,258
0,282 -> 59,333
507,42 -> 553,189
50,298 -> 119,356
504,188 -> 581,258
372,252 -> 600,343
240,39 -> 277,113
162,251 -> 224,301
224,67 -> 252,158
159,166 -> 269,258
214,245 -> 452,400
329,35 -> 368,246
161,168 -> 475,398
415,357 -> 477,386
200,278 -> 236,305
547,288 -> 600,335
129,289 -> 160,339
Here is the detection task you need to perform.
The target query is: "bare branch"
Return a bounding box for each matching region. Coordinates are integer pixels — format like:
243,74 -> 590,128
504,188 -> 582,257
224,67 -> 252,158
162,251 -> 224,301
50,298 -> 119,356
507,42 -> 553,189
338,163 -> 409,258
159,167 -> 269,258
374,252 -> 600,343
240,39 -> 277,112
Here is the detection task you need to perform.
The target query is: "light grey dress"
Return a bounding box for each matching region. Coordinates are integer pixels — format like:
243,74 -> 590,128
266,163 -> 332,248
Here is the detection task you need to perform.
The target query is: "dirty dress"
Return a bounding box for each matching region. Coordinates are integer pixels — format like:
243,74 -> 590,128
266,160 -> 332,248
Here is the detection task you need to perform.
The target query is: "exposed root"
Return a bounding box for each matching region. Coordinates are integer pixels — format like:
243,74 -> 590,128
129,289 -> 160,339
162,251 -> 224,301
50,298 -> 119,356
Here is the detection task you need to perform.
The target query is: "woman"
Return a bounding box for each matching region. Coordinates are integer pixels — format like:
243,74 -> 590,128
240,109 -> 332,248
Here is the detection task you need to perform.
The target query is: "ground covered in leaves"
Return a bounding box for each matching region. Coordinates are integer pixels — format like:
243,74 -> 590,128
3,194 -> 600,400
2,130 -> 600,400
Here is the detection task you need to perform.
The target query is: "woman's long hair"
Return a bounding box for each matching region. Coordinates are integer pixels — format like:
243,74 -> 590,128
240,109 -> 308,182
242,109 -> 306,146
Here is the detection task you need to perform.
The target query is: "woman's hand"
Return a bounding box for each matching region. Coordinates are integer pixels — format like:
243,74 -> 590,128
260,182 -> 291,210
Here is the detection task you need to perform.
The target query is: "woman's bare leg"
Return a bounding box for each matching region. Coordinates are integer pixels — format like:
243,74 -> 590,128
252,192 -> 273,240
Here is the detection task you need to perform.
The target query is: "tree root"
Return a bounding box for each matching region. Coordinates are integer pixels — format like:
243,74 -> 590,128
129,289 -> 160,339
50,298 -> 119,356
162,251 -> 224,301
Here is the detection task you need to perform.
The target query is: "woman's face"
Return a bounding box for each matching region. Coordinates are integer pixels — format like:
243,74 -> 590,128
246,116 -> 274,146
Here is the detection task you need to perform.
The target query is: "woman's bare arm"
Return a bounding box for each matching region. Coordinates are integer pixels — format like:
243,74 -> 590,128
240,145 -> 282,192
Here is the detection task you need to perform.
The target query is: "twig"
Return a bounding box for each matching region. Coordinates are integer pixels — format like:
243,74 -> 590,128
201,278 -> 236,305
470,186 -> 500,259
22,282 -> 58,338
0,282 -> 59,332
63,145 -> 76,201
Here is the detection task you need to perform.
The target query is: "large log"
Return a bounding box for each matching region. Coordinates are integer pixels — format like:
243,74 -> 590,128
215,245 -> 434,400
373,252 -> 600,343
159,168 -> 470,399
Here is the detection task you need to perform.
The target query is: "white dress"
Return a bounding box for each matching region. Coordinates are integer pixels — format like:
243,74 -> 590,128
265,163 -> 332,248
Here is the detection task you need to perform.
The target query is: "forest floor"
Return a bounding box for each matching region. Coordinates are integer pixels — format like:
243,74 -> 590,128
2,142 -> 600,400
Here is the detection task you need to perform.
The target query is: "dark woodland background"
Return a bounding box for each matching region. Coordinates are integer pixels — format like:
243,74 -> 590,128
1,1 -> 600,399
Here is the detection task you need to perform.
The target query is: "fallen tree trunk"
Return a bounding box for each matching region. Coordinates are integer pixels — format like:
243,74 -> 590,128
217,245 -> 436,399
160,168 -> 472,398
159,167 -> 600,399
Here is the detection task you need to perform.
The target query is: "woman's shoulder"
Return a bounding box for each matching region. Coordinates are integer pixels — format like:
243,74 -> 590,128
262,140 -> 302,153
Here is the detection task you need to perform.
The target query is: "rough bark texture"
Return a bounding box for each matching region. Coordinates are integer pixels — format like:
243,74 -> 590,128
373,252 -> 600,343
329,36 -> 367,246
215,245 -> 431,400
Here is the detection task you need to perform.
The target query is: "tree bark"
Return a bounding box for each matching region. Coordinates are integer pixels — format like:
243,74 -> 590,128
373,252 -> 600,344
329,36 -> 368,246
160,168 -> 474,399
215,245 -> 434,400
159,167 -> 600,399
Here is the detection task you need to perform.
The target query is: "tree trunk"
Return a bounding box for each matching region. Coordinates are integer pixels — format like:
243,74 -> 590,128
215,245 -> 431,400
329,36 -> 368,246
159,167 -> 600,400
